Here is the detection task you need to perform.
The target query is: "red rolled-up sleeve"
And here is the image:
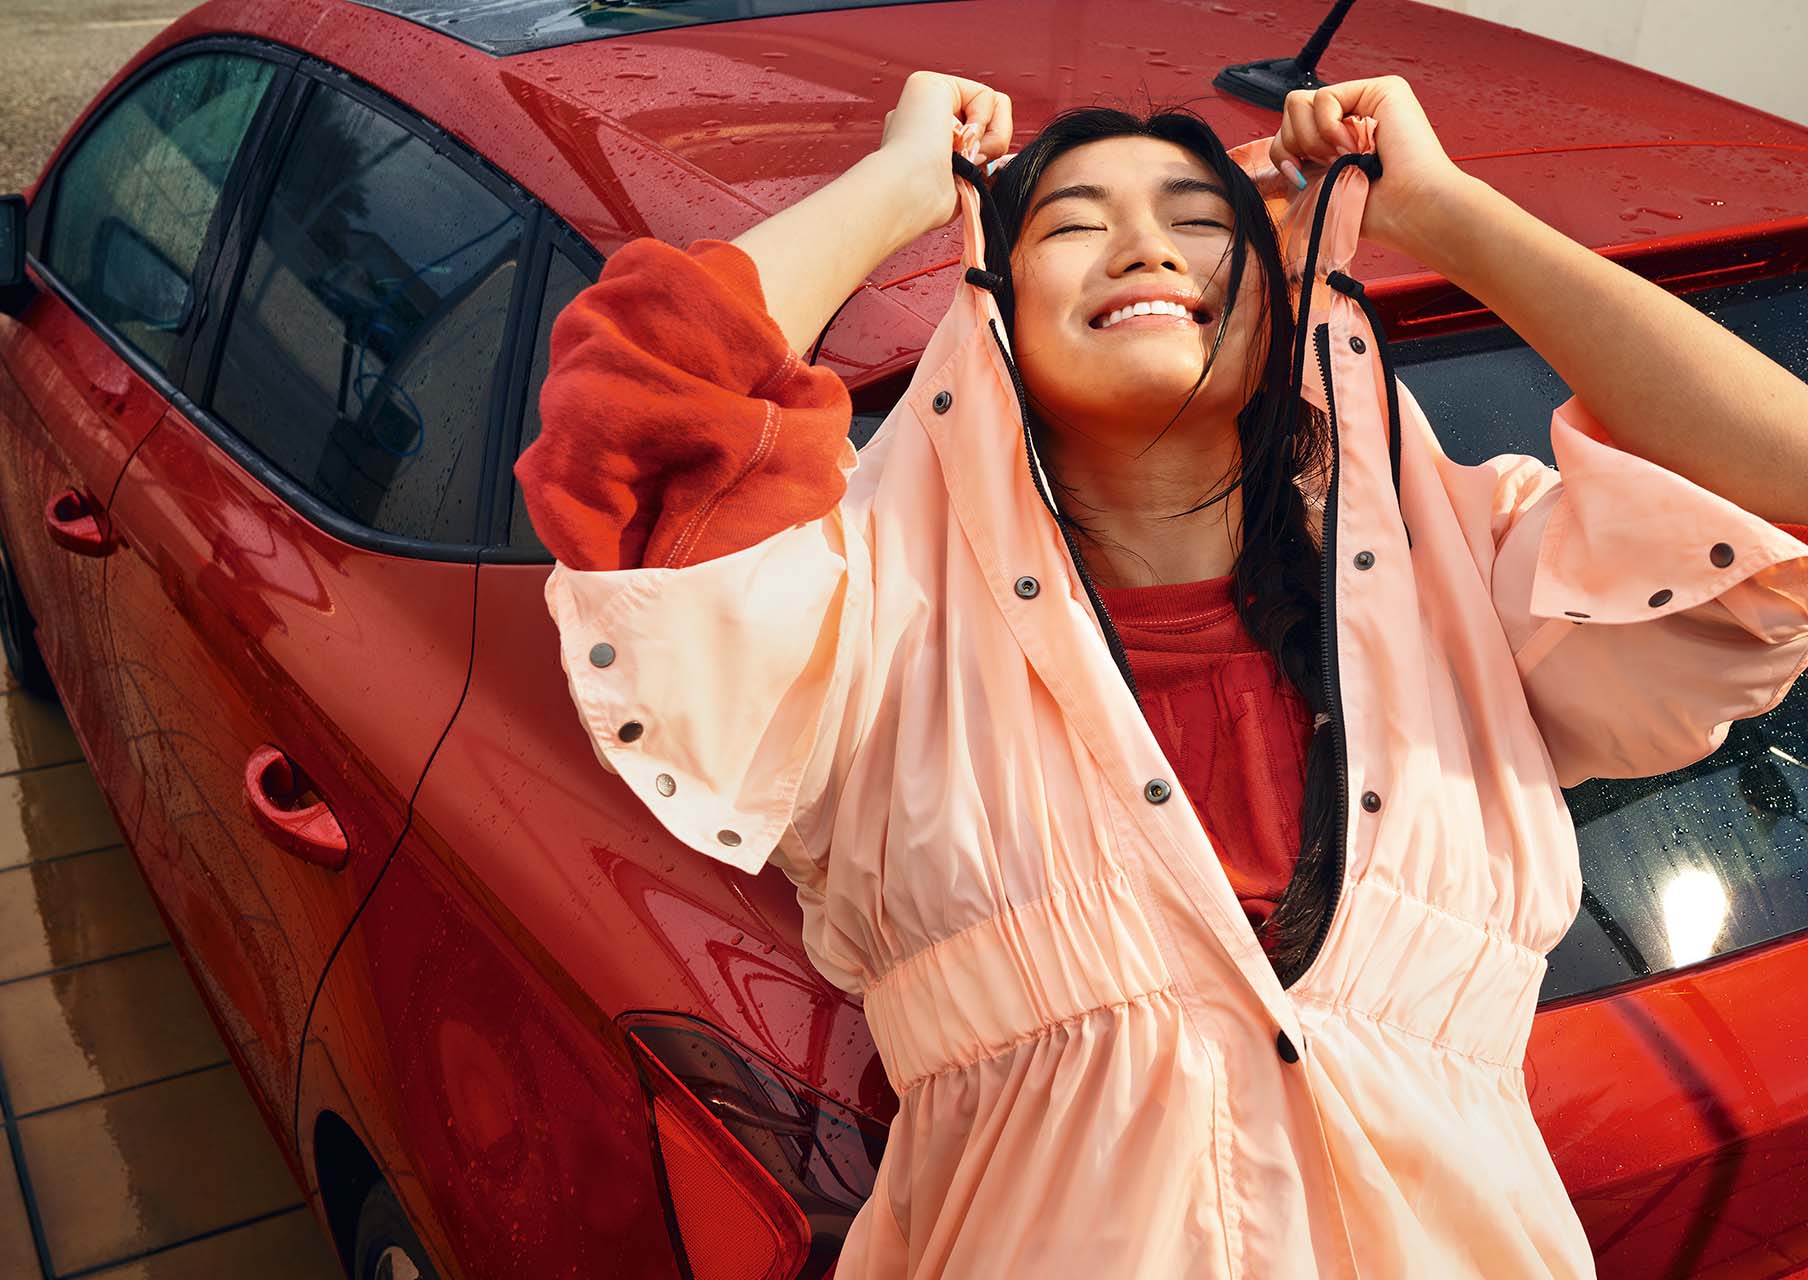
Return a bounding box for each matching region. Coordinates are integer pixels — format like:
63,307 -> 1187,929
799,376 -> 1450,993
514,236 -> 853,571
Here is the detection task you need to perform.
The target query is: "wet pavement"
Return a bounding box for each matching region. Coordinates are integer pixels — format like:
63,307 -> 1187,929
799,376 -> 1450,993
0,664 -> 341,1278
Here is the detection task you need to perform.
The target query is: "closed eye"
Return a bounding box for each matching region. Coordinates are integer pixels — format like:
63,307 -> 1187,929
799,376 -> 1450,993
1047,224 -> 1103,236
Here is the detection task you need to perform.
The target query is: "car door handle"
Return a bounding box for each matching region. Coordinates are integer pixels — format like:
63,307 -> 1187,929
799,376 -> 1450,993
43,488 -> 111,557
243,744 -> 350,871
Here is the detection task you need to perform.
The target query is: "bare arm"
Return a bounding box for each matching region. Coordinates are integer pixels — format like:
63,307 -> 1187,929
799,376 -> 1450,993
731,71 -> 1013,356
1402,175 -> 1808,525
1270,75 -> 1808,526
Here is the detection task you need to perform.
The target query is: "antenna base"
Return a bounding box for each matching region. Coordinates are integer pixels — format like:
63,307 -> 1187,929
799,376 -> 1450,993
1212,56 -> 1325,111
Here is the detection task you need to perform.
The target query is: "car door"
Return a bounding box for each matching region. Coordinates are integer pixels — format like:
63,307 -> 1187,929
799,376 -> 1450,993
0,43 -> 287,817
1392,263 -> 1808,1278
101,64 -> 533,1118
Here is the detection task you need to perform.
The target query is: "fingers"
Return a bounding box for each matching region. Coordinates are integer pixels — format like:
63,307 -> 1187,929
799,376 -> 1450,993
896,71 -> 1008,161
952,83 -> 1011,162
976,89 -> 1012,160
1270,79 -> 1381,186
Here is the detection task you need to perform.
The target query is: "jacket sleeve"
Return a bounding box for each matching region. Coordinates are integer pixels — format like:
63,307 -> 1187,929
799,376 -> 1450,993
514,237 -> 870,875
1485,391 -> 1808,786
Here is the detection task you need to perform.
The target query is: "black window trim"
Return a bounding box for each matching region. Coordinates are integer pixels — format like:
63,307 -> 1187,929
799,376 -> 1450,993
177,51 -> 559,562
20,36 -> 299,413
482,219 -> 602,562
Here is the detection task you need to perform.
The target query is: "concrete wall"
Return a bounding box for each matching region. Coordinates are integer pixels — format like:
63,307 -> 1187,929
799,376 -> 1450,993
1412,0 -> 1806,126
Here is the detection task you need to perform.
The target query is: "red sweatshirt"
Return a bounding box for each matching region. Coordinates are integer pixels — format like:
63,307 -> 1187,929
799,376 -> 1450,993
515,236 -> 1310,954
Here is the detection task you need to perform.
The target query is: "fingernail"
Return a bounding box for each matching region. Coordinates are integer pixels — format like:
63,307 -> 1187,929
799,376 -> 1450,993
1280,158 -> 1307,190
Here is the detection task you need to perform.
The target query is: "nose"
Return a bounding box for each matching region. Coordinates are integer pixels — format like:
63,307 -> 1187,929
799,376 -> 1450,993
1107,213 -> 1189,279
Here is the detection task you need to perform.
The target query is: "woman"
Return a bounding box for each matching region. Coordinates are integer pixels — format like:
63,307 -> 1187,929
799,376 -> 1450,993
516,71 -> 1808,1277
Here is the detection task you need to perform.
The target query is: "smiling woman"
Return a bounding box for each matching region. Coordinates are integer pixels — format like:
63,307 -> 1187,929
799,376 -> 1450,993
515,67 -> 1808,1279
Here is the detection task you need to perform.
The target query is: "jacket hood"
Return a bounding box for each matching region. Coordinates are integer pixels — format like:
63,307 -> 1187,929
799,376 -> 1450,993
903,118 -> 1390,713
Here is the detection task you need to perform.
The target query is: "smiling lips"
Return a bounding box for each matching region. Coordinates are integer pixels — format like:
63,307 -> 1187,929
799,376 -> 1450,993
1090,296 -> 1212,331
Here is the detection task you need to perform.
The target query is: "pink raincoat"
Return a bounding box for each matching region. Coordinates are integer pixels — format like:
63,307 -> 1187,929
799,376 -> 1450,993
540,122 -> 1808,1276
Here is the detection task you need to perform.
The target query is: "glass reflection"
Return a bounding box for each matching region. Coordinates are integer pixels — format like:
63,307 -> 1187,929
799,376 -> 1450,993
1661,866 -> 1729,968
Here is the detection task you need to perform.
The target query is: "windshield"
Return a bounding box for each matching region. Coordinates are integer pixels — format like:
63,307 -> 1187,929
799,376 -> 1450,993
1393,268 -> 1808,1003
348,0 -> 962,55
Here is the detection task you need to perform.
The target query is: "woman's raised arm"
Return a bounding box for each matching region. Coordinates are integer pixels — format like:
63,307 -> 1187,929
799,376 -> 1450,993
1272,74 -> 1808,525
732,70 -> 1013,353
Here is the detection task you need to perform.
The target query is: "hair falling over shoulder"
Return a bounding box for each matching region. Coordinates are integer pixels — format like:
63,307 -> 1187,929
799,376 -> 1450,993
986,104 -> 1339,980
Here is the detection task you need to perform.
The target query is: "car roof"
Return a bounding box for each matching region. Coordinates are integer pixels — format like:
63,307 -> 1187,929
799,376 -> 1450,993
97,0 -> 1808,384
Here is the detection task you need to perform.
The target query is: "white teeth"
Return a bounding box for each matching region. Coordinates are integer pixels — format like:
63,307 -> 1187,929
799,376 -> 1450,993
1097,299 -> 1199,329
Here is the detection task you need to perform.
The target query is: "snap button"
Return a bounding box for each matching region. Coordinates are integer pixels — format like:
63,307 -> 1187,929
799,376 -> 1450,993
1710,542 -> 1735,568
655,773 -> 675,797
1014,575 -> 1040,598
932,390 -> 953,414
1353,550 -> 1374,570
1361,790 -> 1382,812
618,721 -> 644,743
1276,1029 -> 1300,1063
717,829 -> 742,847
1648,588 -> 1674,608
1144,778 -> 1172,804
1348,334 -> 1366,354
589,642 -> 616,668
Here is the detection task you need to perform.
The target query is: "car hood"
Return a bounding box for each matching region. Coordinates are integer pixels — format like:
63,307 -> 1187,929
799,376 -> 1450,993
514,0 -> 1807,350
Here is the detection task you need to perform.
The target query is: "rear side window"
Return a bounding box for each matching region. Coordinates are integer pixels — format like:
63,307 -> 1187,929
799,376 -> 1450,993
1395,269 -> 1808,1002
508,246 -> 597,552
46,52 -> 275,370
209,81 -> 524,543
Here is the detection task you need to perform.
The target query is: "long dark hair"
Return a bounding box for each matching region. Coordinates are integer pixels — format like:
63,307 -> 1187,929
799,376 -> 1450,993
985,105 -> 1338,980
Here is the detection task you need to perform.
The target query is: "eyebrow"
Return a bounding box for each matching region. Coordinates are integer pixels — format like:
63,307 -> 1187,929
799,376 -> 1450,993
1026,175 -> 1231,224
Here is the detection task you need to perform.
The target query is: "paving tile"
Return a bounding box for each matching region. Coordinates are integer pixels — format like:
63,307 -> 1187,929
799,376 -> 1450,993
0,692 -> 81,776
17,1064 -> 301,1276
0,761 -> 122,869
0,845 -> 167,982
83,1206 -> 342,1279
0,947 -> 224,1114
0,1139 -> 42,1280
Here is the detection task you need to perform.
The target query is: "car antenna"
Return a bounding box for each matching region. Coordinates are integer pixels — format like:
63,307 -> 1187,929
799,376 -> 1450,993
1212,0 -> 1360,111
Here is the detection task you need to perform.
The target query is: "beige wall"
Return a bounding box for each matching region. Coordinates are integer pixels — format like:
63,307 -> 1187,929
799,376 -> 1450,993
1413,0 -> 1806,126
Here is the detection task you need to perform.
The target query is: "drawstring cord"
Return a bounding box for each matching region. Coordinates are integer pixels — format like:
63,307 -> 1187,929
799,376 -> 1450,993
1326,269 -> 1410,547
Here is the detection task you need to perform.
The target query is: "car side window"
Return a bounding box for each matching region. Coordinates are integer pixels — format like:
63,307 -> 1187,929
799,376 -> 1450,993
45,52 -> 276,370
508,246 -> 597,552
208,80 -> 525,544
1394,269 -> 1808,1002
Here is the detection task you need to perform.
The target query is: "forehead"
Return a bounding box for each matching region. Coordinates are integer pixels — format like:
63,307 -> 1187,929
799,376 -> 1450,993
1030,135 -> 1227,203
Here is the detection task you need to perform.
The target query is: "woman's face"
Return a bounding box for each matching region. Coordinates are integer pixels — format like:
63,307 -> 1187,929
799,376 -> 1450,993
1007,135 -> 1269,447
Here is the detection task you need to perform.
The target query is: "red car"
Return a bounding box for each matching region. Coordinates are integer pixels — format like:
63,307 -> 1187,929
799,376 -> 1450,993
1,0 -> 1805,1275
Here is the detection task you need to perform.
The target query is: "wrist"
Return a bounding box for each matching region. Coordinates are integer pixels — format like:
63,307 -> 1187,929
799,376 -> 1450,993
855,147 -> 951,249
1391,172 -> 1509,283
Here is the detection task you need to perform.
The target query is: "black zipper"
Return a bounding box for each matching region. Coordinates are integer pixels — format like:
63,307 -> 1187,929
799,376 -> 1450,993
1276,320 -> 1351,991
988,318 -> 1142,704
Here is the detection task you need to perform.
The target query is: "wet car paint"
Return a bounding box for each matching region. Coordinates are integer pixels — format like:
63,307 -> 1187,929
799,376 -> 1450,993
2,0 -> 1806,1274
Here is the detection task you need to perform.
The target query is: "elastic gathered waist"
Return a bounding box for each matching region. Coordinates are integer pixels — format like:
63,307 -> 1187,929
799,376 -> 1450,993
860,870 -> 1174,1094
1295,875 -> 1548,1070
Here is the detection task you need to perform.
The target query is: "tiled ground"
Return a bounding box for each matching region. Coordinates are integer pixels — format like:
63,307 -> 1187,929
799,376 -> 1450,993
0,663 -> 341,1278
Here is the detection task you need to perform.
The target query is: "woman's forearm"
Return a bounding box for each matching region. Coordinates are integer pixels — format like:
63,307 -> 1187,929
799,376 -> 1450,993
1399,174 -> 1808,524
732,150 -> 941,356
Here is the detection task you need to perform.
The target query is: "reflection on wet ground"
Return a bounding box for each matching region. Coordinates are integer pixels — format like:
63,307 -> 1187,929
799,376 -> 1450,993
0,665 -> 339,1278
